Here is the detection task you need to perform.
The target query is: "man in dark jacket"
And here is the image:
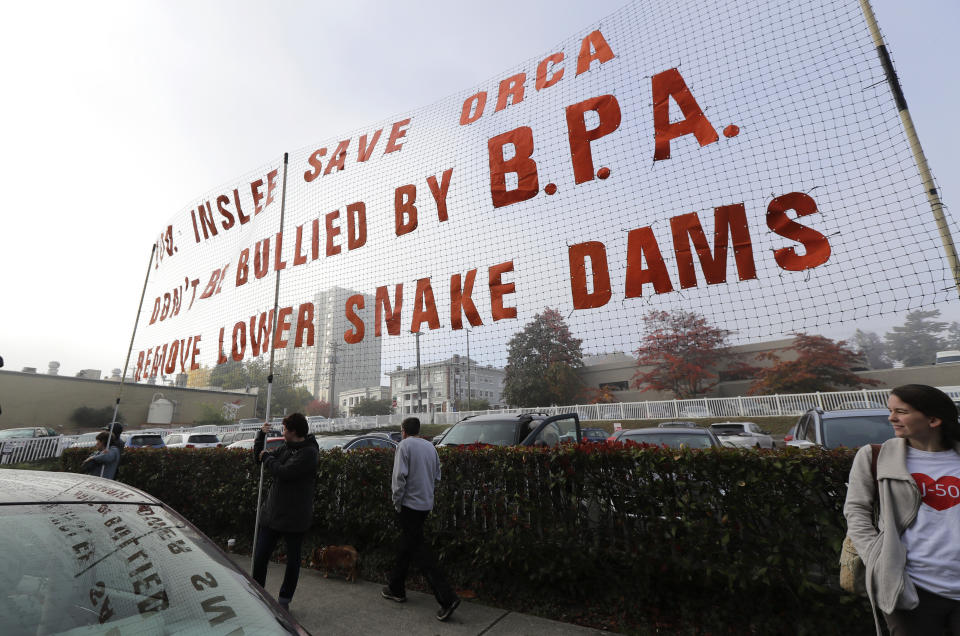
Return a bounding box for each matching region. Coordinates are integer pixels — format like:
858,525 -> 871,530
252,413 -> 319,610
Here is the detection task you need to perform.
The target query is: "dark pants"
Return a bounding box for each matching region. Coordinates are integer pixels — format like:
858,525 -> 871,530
253,525 -> 304,604
388,506 -> 456,607
884,586 -> 960,636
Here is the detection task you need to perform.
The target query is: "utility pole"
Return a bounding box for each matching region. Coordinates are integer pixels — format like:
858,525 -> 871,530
466,329 -> 471,412
415,332 -> 423,413
328,342 -> 339,418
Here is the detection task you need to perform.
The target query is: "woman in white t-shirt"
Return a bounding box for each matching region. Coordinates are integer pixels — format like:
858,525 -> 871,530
843,384 -> 960,636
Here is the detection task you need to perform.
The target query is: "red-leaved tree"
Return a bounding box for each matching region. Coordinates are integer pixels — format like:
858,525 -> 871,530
306,399 -> 333,418
633,310 -> 751,399
748,333 -> 880,394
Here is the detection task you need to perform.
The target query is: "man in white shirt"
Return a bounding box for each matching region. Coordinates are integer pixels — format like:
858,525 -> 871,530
381,417 -> 460,622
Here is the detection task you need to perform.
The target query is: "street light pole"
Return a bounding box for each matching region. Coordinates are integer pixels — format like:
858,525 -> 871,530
415,332 -> 423,413
466,329 -> 471,413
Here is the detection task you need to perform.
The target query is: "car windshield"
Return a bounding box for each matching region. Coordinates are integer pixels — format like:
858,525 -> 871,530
186,434 -> 219,444
711,424 -> 747,435
622,432 -> 715,449
317,436 -> 352,450
440,420 -> 519,446
822,415 -> 894,449
0,428 -> 34,439
128,435 -> 164,447
0,502 -> 298,635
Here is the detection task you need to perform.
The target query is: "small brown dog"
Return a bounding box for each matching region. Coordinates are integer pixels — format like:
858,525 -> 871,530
312,545 -> 359,582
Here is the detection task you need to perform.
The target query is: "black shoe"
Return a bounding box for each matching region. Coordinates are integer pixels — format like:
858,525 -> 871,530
436,597 -> 460,621
381,586 -> 406,603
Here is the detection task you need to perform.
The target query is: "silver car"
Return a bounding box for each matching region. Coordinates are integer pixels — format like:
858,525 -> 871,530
710,422 -> 775,449
163,432 -> 222,449
787,408 -> 893,450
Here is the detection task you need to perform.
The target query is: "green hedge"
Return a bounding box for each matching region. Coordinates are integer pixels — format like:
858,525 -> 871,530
61,444 -> 872,634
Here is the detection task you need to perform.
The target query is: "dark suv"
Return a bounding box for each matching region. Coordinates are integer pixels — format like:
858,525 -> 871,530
437,412 -> 581,448
787,407 -> 893,450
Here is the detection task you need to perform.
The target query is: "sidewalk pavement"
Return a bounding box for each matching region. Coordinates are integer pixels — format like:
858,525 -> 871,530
231,554 -> 614,635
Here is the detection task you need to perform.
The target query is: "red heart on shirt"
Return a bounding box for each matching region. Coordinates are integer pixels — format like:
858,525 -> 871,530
911,473 -> 960,511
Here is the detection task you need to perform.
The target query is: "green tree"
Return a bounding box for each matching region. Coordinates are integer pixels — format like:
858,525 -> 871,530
884,310 -> 947,366
852,329 -> 891,369
749,333 -> 879,394
461,398 -> 490,411
632,310 -> 750,399
502,308 -> 584,407
351,398 -> 393,416
194,403 -> 231,426
208,357 -> 312,418
944,322 -> 960,350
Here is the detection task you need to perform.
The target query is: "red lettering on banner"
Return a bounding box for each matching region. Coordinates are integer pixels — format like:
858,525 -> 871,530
135,351 -> 144,382
326,210 -> 342,256
395,185 -> 418,236
236,249 -> 249,286
460,92 -> 487,125
234,188 -> 250,225
164,342 -> 179,375
295,303 -> 315,347
250,179 -> 266,215
265,169 -> 279,209
216,194 -> 234,230
324,139 -> 350,176
273,307 -> 294,348
766,192 -> 831,271
344,295 -> 365,344
200,265 -> 230,300
187,172 -> 275,246
304,148 -> 327,182
249,310 -> 273,357
385,119 -> 411,154
426,169 -> 453,223
253,238 -> 270,279
135,336 -> 198,381
357,130 -> 382,162
670,204 -> 757,288
576,30 -> 615,75
489,261 -> 517,321
450,269 -> 483,330
536,53 -> 564,90
311,218 -> 320,260
347,202 -> 367,250
496,73 -> 526,112
652,68 -> 719,161
191,337 -> 201,370
625,227 -> 674,297
198,202 -> 218,240
217,329 -> 227,364
231,322 -> 245,362
569,242 -> 612,309
489,128 -> 539,208
566,95 -> 621,184
180,338 -> 193,372
411,278 -> 441,332
375,285 -> 404,337
294,225 -> 308,266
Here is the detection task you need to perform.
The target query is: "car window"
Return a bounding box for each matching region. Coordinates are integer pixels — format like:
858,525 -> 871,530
440,421 -> 520,446
129,435 -> 164,447
369,439 -> 395,449
532,422 -> 562,447
822,415 -> 894,450
0,502 -> 296,635
622,432 -> 715,449
166,435 -> 181,445
187,435 -> 219,444
712,424 -> 747,435
803,416 -> 818,443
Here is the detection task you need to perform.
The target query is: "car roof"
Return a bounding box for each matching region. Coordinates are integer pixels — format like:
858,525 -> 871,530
0,469 -> 159,505
623,427 -> 710,434
818,408 -> 889,418
458,412 -> 547,423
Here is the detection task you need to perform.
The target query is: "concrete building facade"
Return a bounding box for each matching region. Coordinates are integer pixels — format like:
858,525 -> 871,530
387,355 -> 505,415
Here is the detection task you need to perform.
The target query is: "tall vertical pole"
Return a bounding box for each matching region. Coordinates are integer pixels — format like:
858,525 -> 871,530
102,243 -> 157,478
415,332 -> 423,413
253,153 -> 290,568
858,0 -> 960,297
328,342 -> 338,418
466,330 -> 471,413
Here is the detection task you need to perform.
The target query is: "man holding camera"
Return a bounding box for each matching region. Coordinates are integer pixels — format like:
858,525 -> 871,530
252,413 -> 319,610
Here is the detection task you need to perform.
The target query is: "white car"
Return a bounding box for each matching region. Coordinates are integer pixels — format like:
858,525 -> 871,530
163,432 -> 222,449
710,422 -> 775,449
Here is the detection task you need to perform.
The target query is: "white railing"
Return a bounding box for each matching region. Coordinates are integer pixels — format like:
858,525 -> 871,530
8,386 -> 958,464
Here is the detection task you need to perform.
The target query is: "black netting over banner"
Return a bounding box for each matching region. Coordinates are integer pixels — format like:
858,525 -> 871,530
131,0 -> 958,415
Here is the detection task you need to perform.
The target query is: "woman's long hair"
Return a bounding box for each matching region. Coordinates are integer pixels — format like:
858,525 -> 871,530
891,384 -> 960,446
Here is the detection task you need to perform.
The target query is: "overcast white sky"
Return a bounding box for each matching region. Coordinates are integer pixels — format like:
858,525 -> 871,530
1,0 -> 957,377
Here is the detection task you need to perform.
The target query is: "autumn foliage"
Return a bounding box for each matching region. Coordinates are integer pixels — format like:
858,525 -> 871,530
749,333 -> 880,394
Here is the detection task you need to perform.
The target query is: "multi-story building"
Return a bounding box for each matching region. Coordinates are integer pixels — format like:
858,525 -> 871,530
278,287 -> 381,408
338,385 -> 390,416
387,355 -> 505,415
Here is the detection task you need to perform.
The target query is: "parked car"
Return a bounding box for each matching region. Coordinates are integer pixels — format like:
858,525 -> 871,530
0,469 -> 308,634
121,432 -> 166,449
783,424 -> 797,443
581,427 -> 609,443
657,421 -> 699,428
0,426 -> 59,439
610,427 -> 721,449
315,435 -> 397,451
163,432 -> 222,449
787,408 -> 893,450
709,422 -> 775,449
227,436 -> 285,452
431,426 -> 452,445
436,413 -> 581,448
220,429 -> 277,446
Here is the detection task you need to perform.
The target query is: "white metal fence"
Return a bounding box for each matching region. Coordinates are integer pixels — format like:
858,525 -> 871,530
5,386 -> 958,464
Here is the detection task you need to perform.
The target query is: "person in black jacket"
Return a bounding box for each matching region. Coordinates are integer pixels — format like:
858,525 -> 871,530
252,413 -> 319,610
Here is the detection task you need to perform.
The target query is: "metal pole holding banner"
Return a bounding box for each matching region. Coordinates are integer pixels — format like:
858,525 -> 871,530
252,153 -> 290,568
415,332 -> 423,413
102,244 -> 157,478
858,0 -> 960,298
